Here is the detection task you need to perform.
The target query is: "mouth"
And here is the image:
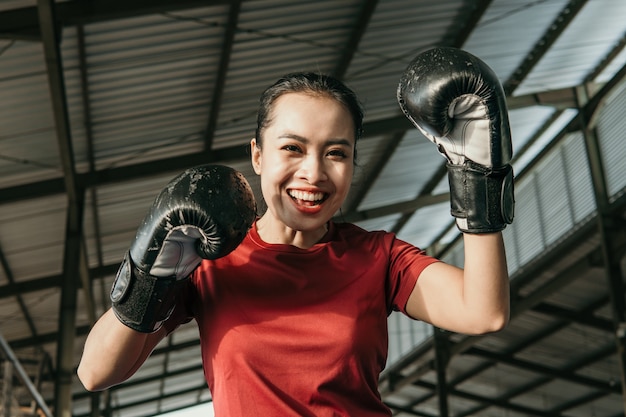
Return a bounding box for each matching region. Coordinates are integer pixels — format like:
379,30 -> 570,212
288,189 -> 328,207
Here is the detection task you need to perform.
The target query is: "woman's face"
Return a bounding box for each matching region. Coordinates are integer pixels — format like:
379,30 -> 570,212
251,92 -> 355,234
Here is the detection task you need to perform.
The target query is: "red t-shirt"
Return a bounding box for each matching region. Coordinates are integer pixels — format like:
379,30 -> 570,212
167,221 -> 438,416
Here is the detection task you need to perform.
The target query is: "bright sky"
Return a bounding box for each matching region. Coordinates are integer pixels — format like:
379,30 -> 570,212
158,402 -> 214,417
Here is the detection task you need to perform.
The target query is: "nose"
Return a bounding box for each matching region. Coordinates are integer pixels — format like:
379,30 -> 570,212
298,154 -> 328,184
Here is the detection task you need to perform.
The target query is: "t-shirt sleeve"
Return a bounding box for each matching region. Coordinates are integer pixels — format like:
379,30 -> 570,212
386,236 -> 439,316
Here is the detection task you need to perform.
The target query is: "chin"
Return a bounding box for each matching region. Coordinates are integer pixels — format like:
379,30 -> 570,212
284,214 -> 328,232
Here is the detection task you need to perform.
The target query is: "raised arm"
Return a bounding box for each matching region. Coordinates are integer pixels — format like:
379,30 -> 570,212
77,164 -> 256,390
397,47 -> 514,334
406,233 -> 509,334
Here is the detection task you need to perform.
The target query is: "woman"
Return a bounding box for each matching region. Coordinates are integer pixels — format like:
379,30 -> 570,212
78,72 -> 510,416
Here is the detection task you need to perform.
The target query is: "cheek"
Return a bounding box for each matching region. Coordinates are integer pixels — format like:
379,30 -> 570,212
259,156 -> 291,189
331,164 -> 353,194
255,150 -> 278,176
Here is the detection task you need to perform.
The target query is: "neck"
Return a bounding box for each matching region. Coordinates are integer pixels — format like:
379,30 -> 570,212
255,215 -> 328,249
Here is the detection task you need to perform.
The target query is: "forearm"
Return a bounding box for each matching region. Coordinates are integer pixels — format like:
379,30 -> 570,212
77,309 -> 164,391
400,47 -> 513,335
461,232 -> 510,332
78,165 -> 254,390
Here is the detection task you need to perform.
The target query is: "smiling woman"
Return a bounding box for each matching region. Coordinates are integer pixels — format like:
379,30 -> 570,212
77,68 -> 510,417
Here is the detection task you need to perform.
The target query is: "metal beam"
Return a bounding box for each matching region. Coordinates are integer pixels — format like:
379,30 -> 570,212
584,33 -> 626,84
7,325 -> 91,351
0,242 -> 40,344
0,333 -> 52,417
578,84 -> 626,411
0,0 -> 254,40
0,83 -> 594,206
433,294 -> 610,416
449,0 -> 494,47
74,383 -> 212,417
36,0 -> 85,415
332,0 -> 379,78
433,329 -> 450,417
582,59 -> 626,130
466,345 -> 620,394
77,22 -> 101,324
412,379 -> 561,417
506,87 -> 579,110
532,301 -> 613,332
340,190 -> 449,223
0,115 -> 413,205
0,264 -> 116,299
459,342 -> 616,416
203,0 -> 241,151
343,131 -> 405,214
503,0 -> 589,95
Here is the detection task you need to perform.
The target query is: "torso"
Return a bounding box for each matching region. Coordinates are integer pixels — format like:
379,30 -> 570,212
174,221 -> 437,416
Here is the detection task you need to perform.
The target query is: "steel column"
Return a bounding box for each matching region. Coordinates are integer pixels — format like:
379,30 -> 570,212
37,0 -> 85,415
433,328 -> 450,417
578,86 -> 626,411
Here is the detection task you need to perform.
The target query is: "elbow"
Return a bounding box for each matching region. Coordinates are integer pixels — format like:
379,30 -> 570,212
77,366 -> 103,392
486,312 -> 509,333
471,310 -> 510,335
77,362 -> 116,392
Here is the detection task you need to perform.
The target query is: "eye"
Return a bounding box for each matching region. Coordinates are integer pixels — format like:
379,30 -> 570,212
282,144 -> 302,153
327,148 -> 349,159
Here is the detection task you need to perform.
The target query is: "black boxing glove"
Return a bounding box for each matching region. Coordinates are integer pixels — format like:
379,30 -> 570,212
110,164 -> 256,332
397,46 -> 514,233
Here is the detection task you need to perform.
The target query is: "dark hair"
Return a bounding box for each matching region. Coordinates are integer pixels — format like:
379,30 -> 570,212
255,72 -> 364,153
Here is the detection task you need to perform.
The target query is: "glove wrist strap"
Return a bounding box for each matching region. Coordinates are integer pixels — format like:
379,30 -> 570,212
447,161 -> 514,234
110,252 -> 180,333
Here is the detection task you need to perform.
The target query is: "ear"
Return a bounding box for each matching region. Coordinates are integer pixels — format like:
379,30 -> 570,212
250,138 -> 262,175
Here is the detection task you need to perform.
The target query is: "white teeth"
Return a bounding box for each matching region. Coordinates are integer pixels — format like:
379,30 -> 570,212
289,190 -> 324,202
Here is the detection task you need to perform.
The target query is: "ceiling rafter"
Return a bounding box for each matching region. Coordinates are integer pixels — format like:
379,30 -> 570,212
75,23 -> 99,326
0,242 -> 40,344
585,32 -> 626,84
0,0 -> 249,40
74,382 -> 211,417
0,116 -> 413,205
466,345 -> 620,394
458,342 -> 617,417
503,0 -> 590,95
204,1 -> 241,151
410,378 -> 561,417
0,84 -> 584,207
332,0 -> 379,78
343,130 -> 406,214
430,295 -> 619,416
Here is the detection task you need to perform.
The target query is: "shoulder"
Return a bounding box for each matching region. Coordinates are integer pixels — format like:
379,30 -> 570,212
331,221 -> 391,241
329,222 -> 400,259
332,222 -> 436,266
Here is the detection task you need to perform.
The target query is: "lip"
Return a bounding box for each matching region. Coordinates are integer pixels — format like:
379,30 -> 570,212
287,188 -> 329,213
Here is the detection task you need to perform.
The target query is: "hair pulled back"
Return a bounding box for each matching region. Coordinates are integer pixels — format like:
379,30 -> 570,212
255,73 -> 364,150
